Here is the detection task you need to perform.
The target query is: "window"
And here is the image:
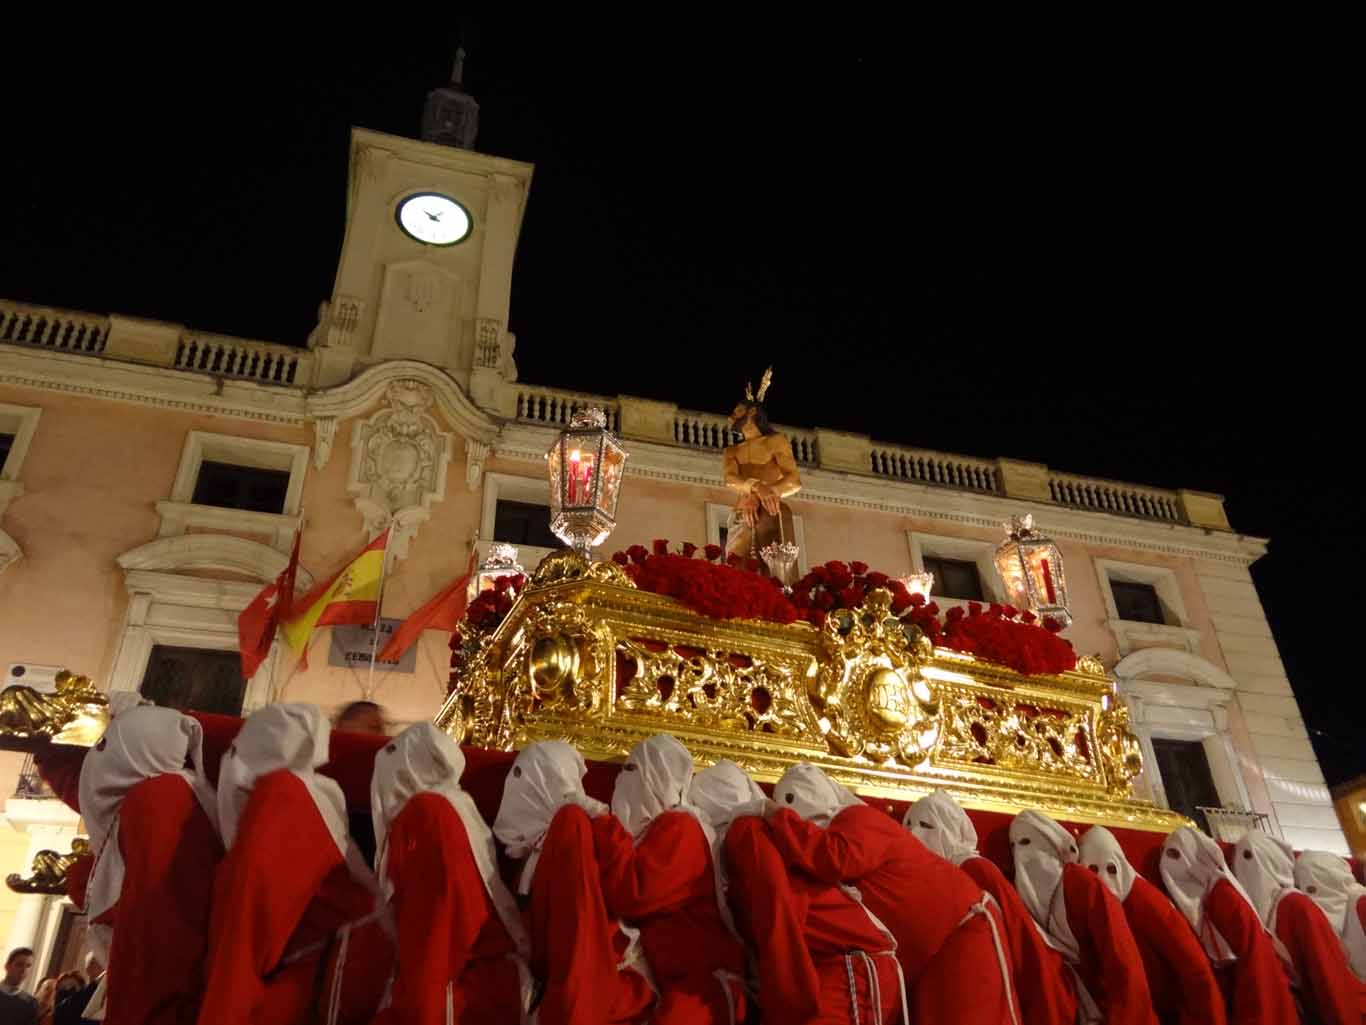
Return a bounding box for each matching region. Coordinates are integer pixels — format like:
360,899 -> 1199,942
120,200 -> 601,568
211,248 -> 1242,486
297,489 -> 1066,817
192,461 -> 291,514
0,432 -> 13,468
924,555 -> 985,602
1151,737 -> 1222,833
1111,580 -> 1164,624
140,644 -> 247,716
494,499 -> 560,549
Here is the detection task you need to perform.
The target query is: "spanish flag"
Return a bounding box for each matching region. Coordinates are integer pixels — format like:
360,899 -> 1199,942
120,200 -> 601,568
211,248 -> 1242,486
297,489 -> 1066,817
281,529 -> 389,658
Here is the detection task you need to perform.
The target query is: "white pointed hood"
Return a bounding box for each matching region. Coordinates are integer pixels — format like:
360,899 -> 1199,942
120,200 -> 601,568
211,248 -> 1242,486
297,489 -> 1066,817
1009,810 -> 1082,961
1078,826 -> 1138,902
1294,849 -> 1366,982
772,763 -> 862,826
903,791 -> 979,865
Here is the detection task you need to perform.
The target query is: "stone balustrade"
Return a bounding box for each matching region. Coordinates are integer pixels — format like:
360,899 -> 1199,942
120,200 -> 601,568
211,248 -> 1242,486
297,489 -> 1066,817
0,298 -> 1230,531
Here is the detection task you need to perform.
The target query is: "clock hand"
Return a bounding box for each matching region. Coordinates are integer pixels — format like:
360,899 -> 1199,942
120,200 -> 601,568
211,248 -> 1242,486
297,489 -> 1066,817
424,209 -> 443,222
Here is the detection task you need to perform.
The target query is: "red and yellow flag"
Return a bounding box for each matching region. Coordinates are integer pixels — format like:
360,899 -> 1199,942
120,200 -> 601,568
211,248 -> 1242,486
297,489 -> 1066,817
282,529 -> 389,657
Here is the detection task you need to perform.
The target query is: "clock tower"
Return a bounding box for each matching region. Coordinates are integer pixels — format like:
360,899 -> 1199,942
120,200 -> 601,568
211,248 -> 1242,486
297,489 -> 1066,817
309,64 -> 532,412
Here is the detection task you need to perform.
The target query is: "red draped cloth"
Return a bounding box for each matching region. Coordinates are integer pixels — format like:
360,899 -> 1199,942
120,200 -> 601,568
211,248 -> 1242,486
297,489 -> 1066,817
724,816 -> 901,1025
959,854 -> 1078,1025
196,770 -> 392,1025
592,810 -> 747,1024
1204,877 -> 1298,1025
1119,875 -> 1226,1025
99,774 -> 221,1025
1273,892 -> 1361,1025
371,793 -> 522,1025
527,805 -> 654,1025
1060,864 -> 1158,1025
766,803 -> 1015,1023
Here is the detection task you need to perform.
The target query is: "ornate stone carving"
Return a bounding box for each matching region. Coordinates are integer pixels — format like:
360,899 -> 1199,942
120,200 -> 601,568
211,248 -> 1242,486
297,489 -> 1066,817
465,439 -> 489,491
313,417 -> 338,471
1097,702 -> 1145,794
327,297 -> 363,349
475,318 -> 502,369
347,380 -> 453,560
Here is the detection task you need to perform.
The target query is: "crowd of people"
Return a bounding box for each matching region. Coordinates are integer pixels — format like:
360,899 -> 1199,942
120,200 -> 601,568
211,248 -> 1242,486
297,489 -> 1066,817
10,699 -> 1366,1024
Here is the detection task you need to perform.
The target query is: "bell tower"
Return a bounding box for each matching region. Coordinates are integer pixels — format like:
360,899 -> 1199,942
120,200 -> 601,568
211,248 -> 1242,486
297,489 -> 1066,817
310,55 -> 532,412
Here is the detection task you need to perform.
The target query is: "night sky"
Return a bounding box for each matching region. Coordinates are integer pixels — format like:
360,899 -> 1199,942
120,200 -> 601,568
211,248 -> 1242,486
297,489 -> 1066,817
2,26 -> 1359,784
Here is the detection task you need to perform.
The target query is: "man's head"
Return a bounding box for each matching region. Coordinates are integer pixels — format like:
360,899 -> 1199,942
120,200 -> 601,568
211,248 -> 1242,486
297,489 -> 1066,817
83,953 -> 102,979
728,400 -> 773,439
336,700 -> 387,735
4,948 -> 34,987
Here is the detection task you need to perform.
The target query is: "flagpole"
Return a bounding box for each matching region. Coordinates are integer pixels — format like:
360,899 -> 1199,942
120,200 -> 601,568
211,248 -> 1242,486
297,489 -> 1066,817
365,528 -> 394,699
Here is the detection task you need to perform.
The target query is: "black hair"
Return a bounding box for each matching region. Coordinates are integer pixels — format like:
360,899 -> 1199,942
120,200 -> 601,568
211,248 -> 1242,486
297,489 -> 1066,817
336,700 -> 382,723
731,400 -> 776,436
6,947 -> 34,965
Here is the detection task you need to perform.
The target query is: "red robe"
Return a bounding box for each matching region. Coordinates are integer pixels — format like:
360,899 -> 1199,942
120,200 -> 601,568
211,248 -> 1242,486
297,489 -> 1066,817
371,793 -> 522,1025
767,804 -> 1015,1023
1118,875 -> 1226,1025
959,854 -> 1078,1025
592,811 -> 747,1024
98,774 -> 221,1025
723,815 -> 901,1025
196,770 -> 392,1025
1273,891 -> 1360,1025
527,804 -> 654,1025
1203,877 -> 1298,1025
1060,864 -> 1157,1025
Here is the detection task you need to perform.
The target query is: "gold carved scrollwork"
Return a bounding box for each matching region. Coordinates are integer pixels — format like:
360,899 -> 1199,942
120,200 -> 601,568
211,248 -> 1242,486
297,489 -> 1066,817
1096,702 -> 1144,796
433,566 -> 1185,832
6,837 -> 90,895
937,691 -> 1098,781
617,639 -> 817,737
810,589 -> 939,765
0,670 -> 109,748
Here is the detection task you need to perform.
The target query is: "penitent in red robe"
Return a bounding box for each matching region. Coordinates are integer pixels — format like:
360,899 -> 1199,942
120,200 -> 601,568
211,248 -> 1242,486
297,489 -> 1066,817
1059,864 -> 1158,1025
958,854 -> 1078,1025
592,810 -> 747,1024
98,774 -> 222,1025
196,770 -> 392,1025
1117,875 -> 1226,1025
527,805 -> 654,1025
1203,877 -> 1298,1025
766,804 -> 1014,1023
724,816 -> 901,1025
1272,891 -> 1361,1025
372,793 -> 522,1025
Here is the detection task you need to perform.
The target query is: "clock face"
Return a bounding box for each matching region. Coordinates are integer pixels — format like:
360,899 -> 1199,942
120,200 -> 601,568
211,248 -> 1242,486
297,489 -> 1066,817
395,192 -> 472,246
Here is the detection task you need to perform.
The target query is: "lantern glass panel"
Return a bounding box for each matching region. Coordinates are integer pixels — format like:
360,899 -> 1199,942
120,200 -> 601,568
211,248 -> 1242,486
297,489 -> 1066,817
547,443 -> 563,518
994,546 -> 1030,609
596,443 -> 626,517
1023,543 -> 1064,607
564,435 -> 599,509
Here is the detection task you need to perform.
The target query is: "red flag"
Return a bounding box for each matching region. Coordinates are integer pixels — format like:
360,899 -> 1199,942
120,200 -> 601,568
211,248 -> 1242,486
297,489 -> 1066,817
237,531 -> 301,681
377,545 -> 479,664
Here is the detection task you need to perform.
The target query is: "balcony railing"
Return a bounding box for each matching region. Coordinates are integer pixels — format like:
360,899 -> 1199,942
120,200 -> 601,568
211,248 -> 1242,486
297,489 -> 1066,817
12,754 -> 55,800
1,297 -> 1216,530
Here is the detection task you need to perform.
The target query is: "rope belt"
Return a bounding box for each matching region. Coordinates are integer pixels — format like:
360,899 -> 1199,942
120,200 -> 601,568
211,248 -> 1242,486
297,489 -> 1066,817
841,949 -> 905,1025
959,895 -> 1021,1025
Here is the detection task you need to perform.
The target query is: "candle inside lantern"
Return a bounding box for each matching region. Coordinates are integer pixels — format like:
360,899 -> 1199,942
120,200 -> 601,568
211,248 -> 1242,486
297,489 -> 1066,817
568,449 -> 582,504
1040,557 -> 1056,604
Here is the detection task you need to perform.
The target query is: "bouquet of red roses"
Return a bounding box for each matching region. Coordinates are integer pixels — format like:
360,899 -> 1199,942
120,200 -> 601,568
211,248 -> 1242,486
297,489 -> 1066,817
610,540 -> 801,623
449,573 -> 526,692
789,560 -> 943,642
941,602 -> 1075,676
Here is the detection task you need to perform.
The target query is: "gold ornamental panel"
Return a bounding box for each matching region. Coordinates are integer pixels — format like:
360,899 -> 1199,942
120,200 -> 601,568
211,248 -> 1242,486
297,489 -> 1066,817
437,555 -> 1188,832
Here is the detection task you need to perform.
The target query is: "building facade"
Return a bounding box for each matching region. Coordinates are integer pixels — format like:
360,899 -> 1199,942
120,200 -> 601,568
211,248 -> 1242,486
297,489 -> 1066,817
0,122 -> 1347,967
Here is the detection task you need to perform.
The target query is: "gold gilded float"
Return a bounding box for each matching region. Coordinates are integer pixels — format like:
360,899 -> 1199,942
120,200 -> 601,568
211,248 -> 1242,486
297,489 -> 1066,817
6,837 -> 90,895
437,553 -> 1188,831
0,670 -> 110,748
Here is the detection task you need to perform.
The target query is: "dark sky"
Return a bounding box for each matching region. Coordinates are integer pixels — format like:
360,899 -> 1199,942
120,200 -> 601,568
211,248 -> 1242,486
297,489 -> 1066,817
2,25 -> 1359,784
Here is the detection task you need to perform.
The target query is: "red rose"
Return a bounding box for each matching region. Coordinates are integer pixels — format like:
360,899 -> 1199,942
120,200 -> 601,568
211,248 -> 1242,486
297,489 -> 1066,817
628,545 -> 650,565
704,544 -> 723,562
815,590 -> 836,610
850,561 -> 869,576
744,558 -> 760,574
967,602 -> 983,616
653,539 -> 669,557
726,553 -> 741,567
824,560 -> 849,575
839,586 -> 865,608
865,571 -> 889,588
891,591 -> 911,614
1021,610 -> 1037,624
946,606 -> 965,623
681,542 -> 698,559
612,551 -> 629,566
1043,616 -> 1063,634
924,601 -> 939,616
907,592 -> 926,608
1000,604 -> 1018,619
